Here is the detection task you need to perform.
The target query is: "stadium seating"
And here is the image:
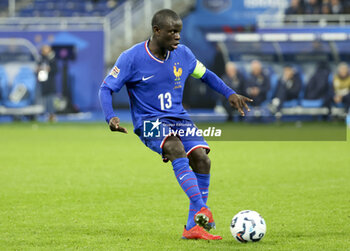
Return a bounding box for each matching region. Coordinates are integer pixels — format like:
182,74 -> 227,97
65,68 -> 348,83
300,99 -> 324,108
17,0 -> 124,17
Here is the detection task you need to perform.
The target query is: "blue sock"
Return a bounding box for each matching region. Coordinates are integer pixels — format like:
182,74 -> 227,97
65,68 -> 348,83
172,158 -> 207,230
186,172 -> 211,230
195,172 -> 210,204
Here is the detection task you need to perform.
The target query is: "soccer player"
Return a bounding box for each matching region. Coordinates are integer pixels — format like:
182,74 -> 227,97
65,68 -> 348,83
99,9 -> 252,240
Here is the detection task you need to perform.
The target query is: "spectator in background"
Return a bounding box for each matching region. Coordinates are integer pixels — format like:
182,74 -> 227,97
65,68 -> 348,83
244,60 -> 270,107
330,0 -> 343,14
333,62 -> 350,112
321,2 -> 332,14
304,61 -> 330,103
221,62 -> 246,121
305,0 -> 321,14
211,44 -> 226,79
344,0 -> 350,13
284,0 -> 349,14
285,0 -> 303,15
107,0 -> 117,9
37,45 -> 57,122
272,65 -> 302,112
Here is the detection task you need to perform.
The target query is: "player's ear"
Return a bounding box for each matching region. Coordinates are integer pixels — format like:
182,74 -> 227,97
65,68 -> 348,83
153,25 -> 161,35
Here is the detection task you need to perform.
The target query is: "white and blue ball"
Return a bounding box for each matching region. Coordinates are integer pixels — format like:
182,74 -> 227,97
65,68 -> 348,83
230,210 -> 266,243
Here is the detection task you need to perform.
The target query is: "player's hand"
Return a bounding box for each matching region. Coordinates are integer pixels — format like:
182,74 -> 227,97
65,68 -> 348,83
108,117 -> 128,133
228,94 -> 253,116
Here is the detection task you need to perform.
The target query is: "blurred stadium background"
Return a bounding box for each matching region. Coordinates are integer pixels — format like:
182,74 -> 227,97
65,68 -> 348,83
0,0 -> 350,126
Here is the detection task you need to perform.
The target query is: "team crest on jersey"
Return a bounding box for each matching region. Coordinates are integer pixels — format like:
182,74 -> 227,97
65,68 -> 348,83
110,66 -> 120,78
173,62 -> 182,81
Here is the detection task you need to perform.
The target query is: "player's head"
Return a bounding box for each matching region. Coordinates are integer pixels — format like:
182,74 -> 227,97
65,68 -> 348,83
151,9 -> 182,51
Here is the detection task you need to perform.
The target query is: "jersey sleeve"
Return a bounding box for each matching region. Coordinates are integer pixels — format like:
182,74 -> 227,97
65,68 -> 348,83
102,52 -> 133,92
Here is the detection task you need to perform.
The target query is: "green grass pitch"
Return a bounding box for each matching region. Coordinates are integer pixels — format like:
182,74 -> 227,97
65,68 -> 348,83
0,122 -> 349,250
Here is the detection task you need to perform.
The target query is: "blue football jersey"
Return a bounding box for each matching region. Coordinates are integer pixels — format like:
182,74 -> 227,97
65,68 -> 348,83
102,40 -> 200,130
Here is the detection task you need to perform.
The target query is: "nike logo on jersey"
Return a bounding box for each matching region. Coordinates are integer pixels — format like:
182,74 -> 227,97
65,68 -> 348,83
179,173 -> 189,180
142,75 -> 154,81
202,191 -> 208,195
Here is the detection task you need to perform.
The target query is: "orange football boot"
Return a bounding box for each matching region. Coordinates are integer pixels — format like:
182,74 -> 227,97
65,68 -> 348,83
194,207 -> 216,231
182,225 -> 222,240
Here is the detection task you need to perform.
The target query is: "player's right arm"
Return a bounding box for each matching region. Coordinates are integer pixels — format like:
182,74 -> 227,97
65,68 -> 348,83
99,52 -> 132,133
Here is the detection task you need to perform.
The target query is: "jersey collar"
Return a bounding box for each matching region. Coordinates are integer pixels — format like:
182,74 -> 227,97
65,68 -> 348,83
144,40 -> 170,64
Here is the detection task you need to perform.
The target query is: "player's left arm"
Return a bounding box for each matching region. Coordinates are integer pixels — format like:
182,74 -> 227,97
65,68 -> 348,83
191,60 -> 253,116
99,52 -> 132,133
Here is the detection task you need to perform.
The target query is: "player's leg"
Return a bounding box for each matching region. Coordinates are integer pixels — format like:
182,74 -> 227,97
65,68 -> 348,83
188,147 -> 210,174
163,136 -> 221,240
187,148 -> 214,230
162,136 -> 207,211
174,118 -> 217,232
189,148 -> 210,206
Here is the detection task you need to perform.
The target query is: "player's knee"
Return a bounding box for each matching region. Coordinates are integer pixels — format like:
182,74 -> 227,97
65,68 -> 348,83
163,136 -> 186,161
191,149 -> 211,173
197,154 -> 211,173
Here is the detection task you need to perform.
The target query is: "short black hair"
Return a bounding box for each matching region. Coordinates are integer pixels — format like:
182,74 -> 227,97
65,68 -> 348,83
151,9 -> 180,28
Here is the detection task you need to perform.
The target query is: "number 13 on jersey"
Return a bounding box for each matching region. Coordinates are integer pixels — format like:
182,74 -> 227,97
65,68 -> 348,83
158,92 -> 172,110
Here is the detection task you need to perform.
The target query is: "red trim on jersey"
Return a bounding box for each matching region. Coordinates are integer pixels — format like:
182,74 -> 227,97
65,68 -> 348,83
144,40 -> 170,63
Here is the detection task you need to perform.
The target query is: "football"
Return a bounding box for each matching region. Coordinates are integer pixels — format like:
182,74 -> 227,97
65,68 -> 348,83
230,210 -> 266,243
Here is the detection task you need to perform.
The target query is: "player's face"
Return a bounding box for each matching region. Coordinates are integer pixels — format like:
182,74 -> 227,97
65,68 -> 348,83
158,18 -> 182,51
